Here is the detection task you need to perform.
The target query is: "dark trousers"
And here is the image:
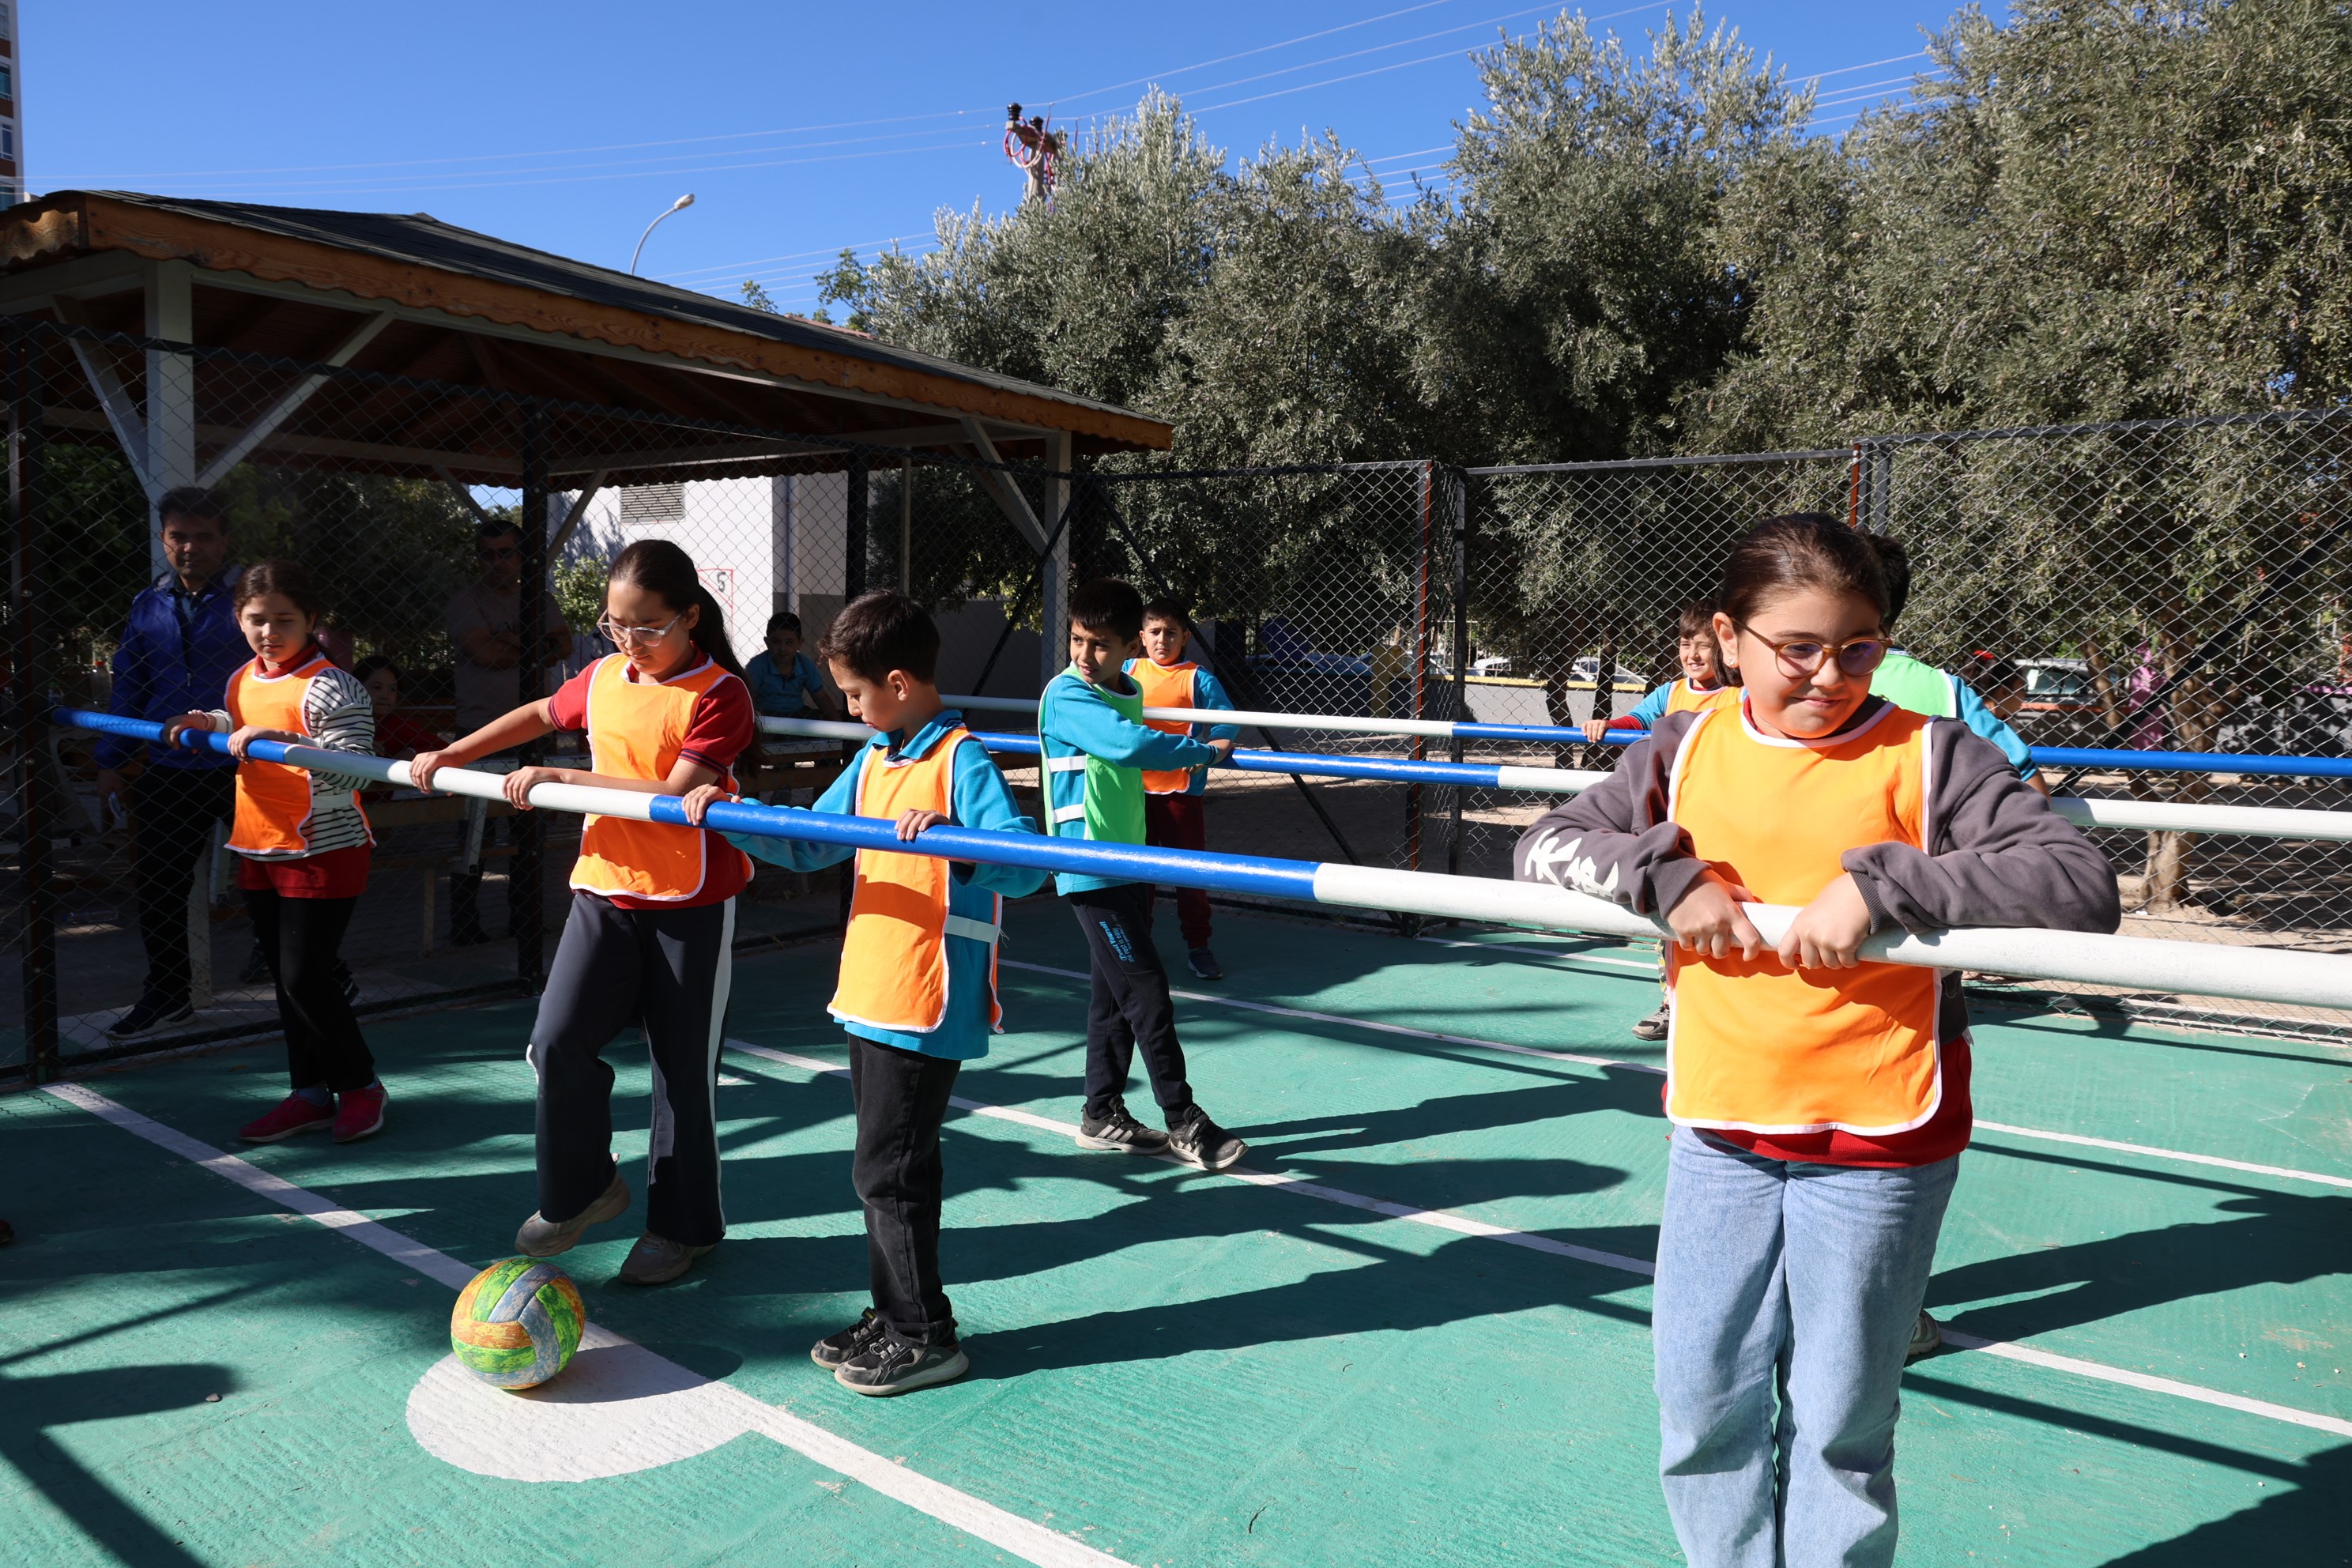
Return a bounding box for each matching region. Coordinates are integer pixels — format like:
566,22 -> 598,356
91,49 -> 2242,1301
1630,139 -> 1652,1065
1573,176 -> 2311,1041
528,891 -> 734,1247
244,889 -> 375,1093
1143,793 -> 1214,948
129,767 -> 234,1004
849,1035 -> 963,1344
1069,882 -> 1194,1120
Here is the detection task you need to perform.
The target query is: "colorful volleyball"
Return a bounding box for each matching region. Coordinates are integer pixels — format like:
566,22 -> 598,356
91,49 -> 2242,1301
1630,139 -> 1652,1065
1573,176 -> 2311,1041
450,1257 -> 586,1390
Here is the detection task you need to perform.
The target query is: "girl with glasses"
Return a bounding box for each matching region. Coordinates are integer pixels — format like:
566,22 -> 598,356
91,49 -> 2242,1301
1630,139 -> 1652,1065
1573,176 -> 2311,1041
1513,513 -> 2119,1568
410,539 -> 755,1287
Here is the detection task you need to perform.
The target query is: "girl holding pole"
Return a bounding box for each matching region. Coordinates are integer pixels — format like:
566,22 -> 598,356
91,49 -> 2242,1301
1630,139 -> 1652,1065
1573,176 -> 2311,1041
410,540 -> 755,1287
1515,514 -> 2117,1567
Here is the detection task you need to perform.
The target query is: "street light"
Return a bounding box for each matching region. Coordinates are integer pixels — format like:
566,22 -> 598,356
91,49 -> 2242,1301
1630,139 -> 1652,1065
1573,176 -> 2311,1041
630,193 -> 695,275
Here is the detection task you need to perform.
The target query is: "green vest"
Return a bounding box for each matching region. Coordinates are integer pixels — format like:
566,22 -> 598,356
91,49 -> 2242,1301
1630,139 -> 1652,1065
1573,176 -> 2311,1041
1054,668 -> 1149,847
1870,650 -> 1957,719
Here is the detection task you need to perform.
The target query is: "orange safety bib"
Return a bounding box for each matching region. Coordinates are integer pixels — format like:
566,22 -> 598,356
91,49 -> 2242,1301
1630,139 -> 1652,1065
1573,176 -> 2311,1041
829,729 -> 1003,1033
1664,699 -> 1943,1136
224,654 -> 369,856
1664,678 -> 1729,717
571,654 -> 748,901
1129,658 -> 1199,795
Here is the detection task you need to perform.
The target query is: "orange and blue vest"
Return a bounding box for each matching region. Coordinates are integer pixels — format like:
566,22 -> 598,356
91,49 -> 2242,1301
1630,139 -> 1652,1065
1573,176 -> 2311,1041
571,654 -> 751,903
1664,698 -> 1943,1136
831,725 -> 1005,1035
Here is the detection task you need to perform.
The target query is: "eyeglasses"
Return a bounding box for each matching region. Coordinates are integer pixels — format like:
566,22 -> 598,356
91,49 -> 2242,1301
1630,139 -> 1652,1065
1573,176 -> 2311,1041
597,612 -> 684,648
1732,621 -> 1890,680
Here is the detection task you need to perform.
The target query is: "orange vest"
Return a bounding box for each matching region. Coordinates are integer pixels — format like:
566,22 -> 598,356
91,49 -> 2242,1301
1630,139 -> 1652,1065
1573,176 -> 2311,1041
1129,658 -> 1200,795
571,654 -> 750,902
1664,699 -> 1943,1136
224,654 -> 370,857
830,729 -> 1003,1033
1664,679 -> 1728,717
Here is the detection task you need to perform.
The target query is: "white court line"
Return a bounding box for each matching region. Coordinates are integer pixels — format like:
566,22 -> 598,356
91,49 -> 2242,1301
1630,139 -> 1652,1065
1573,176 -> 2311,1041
1002,960 -> 2352,1191
727,1040 -> 1654,1276
41,1082 -> 1134,1568
723,1040 -> 2352,1440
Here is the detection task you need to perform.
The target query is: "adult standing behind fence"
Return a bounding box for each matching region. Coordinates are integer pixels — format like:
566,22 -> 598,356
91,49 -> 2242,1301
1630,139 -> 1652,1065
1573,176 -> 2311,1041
444,520 -> 573,944
96,487 -> 248,1041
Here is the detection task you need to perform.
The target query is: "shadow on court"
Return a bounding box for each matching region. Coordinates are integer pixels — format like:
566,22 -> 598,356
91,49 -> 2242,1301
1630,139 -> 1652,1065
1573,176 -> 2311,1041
2097,1442 -> 2352,1565
0,1361 -> 236,1568
1928,1190 -> 2352,1340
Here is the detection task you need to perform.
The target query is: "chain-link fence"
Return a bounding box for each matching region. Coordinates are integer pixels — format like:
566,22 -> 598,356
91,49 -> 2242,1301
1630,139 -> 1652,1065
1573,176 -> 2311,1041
9,303 -> 2350,1077
0,315 -> 1081,1079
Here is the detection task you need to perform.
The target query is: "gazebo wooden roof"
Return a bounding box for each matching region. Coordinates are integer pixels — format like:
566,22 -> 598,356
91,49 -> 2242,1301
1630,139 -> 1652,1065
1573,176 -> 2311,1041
0,190 -> 1171,487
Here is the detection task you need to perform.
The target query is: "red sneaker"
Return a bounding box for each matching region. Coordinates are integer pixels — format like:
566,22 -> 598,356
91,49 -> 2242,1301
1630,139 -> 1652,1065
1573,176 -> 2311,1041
333,1084 -> 387,1144
240,1094 -> 334,1144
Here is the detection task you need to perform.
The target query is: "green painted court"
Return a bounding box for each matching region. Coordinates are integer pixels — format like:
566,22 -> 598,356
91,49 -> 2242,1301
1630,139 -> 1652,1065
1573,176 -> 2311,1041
3,902 -> 2346,1566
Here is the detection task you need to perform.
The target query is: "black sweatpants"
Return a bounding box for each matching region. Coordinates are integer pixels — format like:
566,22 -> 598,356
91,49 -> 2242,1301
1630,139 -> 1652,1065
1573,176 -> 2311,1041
130,767 -> 234,1005
1068,881 -> 1194,1121
244,889 -> 375,1094
849,1035 -> 963,1344
529,891 -> 735,1248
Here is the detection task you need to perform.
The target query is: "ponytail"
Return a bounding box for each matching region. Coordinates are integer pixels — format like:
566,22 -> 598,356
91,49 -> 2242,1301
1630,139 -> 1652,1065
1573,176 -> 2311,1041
607,539 -> 744,679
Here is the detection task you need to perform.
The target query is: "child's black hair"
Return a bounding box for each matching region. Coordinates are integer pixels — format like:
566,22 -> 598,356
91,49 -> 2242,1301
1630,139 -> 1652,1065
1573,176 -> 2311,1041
1717,514 -> 1890,629
766,609 -> 804,639
1866,533 -> 1912,628
818,590 -> 940,684
1140,597 -> 1193,631
352,654 -> 404,686
1070,578 -> 1145,642
608,539 -> 744,677
233,559 -> 326,621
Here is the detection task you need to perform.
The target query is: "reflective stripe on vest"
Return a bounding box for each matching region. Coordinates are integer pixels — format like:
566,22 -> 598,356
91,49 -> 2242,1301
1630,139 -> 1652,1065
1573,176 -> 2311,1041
570,653 -> 747,902
224,654 -> 368,856
1663,699 -> 1943,1136
1129,658 -> 1199,794
830,730 -> 1004,1034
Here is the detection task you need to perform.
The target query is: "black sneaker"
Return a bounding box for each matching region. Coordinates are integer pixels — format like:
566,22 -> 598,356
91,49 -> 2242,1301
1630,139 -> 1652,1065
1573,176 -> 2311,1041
1167,1106 -> 1247,1171
1630,1004 -> 1672,1042
835,1330 -> 970,1396
1186,947 -> 1223,981
811,1308 -> 889,1370
1076,1097 -> 1171,1155
106,993 -> 195,1041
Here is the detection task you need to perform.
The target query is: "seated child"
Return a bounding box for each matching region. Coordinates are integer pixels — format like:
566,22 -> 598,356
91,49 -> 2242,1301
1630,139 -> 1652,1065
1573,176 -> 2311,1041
1125,599 -> 1241,981
745,609 -> 839,720
1040,579 -> 1244,1170
684,590 -> 1043,1396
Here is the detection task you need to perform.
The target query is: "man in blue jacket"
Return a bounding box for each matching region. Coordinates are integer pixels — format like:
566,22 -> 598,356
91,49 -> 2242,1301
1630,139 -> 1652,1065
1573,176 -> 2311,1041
93,487 -> 247,1039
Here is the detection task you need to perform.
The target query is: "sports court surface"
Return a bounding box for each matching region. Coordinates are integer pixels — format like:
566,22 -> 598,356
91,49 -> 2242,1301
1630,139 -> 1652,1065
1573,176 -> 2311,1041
3,902 -> 2346,1566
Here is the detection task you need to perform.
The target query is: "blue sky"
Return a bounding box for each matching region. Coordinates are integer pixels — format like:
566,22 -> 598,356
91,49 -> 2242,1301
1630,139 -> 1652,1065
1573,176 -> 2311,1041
29,2 -> 1973,317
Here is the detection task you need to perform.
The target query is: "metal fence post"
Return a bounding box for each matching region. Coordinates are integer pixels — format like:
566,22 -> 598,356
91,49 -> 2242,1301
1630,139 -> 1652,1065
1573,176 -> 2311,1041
512,401 -> 549,988
10,322 -> 57,1079
1446,466 -> 1470,879
1406,461 -> 1431,880
845,453 -> 869,601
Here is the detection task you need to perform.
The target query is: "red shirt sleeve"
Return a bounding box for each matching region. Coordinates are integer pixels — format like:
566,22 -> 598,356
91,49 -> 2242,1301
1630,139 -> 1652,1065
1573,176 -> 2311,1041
677,670 -> 755,777
547,663 -> 597,732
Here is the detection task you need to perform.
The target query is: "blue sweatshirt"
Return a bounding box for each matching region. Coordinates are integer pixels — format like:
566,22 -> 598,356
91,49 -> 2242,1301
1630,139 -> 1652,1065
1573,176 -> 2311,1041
1038,665 -> 1219,895
721,709 -> 1046,1061
1120,658 -> 1242,797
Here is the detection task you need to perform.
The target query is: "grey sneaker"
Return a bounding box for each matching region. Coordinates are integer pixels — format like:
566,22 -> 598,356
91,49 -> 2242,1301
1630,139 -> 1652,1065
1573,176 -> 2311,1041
1906,1309 -> 1943,1363
1076,1097 -> 1171,1155
835,1330 -> 970,1396
1630,1004 -> 1672,1042
618,1231 -> 714,1286
514,1169 -> 629,1258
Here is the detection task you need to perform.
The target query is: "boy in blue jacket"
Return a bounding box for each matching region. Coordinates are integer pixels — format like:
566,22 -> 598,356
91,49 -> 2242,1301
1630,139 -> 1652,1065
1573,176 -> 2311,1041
1041,579 -> 1245,1170
684,590 -> 1043,1396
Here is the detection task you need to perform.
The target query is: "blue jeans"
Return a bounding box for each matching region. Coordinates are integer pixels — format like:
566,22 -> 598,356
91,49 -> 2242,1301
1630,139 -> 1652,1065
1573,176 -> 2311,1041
1653,1128 -> 1959,1568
